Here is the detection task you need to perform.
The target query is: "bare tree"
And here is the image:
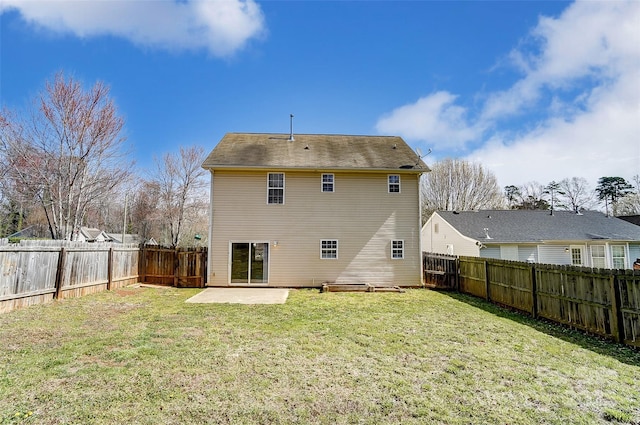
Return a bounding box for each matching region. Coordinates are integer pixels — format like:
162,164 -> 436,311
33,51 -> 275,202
149,146 -> 208,247
0,72 -> 132,240
421,158 -> 504,220
509,181 -> 550,210
558,177 -> 597,213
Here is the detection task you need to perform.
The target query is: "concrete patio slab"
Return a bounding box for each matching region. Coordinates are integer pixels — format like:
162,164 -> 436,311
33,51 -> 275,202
185,288 -> 289,305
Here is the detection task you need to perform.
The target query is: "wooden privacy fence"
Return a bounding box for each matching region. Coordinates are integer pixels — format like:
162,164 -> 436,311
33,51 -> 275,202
425,253 -> 640,348
423,253 -> 459,289
0,243 -> 208,314
0,243 -> 139,314
139,246 -> 207,288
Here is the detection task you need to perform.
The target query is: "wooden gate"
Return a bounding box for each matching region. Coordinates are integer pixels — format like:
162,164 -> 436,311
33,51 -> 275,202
423,252 -> 459,290
140,246 -> 207,288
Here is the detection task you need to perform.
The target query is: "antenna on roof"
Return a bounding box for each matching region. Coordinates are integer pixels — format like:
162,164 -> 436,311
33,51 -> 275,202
288,114 -> 295,142
415,147 -> 432,166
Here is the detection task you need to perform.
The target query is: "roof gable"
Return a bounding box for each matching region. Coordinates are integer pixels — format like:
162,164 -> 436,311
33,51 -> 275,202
202,133 -> 428,172
435,210 -> 640,243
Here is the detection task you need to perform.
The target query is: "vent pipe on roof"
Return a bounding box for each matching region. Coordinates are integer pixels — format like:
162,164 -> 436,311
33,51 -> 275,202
288,114 -> 295,142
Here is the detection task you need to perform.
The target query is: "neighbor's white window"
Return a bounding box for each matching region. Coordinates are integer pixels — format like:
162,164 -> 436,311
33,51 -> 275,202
391,240 -> 404,259
388,175 -> 400,193
612,245 -> 626,269
591,245 -> 606,268
267,173 -> 285,204
320,240 -> 338,259
321,173 -> 334,192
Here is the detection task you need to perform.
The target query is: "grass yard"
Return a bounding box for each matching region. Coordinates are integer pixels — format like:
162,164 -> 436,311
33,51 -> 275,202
1,287 -> 639,425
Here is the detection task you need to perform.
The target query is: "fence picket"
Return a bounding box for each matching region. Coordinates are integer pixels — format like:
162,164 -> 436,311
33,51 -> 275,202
424,253 -> 640,348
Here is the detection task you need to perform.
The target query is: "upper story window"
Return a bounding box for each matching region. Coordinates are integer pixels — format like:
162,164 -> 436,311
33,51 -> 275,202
322,173 -> 334,192
267,173 -> 284,204
388,175 -> 400,193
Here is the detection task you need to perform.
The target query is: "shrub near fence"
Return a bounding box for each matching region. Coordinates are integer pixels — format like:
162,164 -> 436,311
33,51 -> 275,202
454,255 -> 640,348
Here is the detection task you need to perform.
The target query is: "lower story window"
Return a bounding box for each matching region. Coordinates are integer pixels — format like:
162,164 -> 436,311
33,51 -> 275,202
612,245 -> 626,269
392,240 -> 404,259
591,245 -> 606,268
570,247 -> 583,266
321,240 -> 338,259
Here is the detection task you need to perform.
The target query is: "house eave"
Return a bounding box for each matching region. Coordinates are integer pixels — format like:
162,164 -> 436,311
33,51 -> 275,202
202,164 -> 427,174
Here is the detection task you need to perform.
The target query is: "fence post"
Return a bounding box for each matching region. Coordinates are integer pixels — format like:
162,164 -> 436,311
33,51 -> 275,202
484,260 -> 491,302
610,272 -> 625,344
174,248 -> 179,288
455,257 -> 460,291
139,244 -> 146,284
530,264 -> 538,319
107,247 -> 114,291
54,247 -> 66,299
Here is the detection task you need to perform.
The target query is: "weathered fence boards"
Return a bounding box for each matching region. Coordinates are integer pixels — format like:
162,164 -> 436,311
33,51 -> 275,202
435,254 -> 640,348
0,243 -> 140,313
422,253 -> 458,289
458,257 -> 487,298
139,247 -> 206,288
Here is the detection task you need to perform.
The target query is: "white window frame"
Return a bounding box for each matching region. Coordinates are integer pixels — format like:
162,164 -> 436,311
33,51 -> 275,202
388,174 -> 401,193
321,173 -> 334,193
391,240 -> 404,260
320,240 -> 338,260
611,245 -> 627,269
267,173 -> 285,205
570,246 -> 584,266
590,245 -> 606,269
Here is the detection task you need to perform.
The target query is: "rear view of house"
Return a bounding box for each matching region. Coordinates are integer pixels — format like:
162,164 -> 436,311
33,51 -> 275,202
202,133 -> 428,287
422,209 -> 640,269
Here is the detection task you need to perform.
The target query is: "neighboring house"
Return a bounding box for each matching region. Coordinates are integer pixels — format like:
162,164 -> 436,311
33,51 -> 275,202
422,210 -> 640,270
619,215 -> 640,227
106,233 -> 142,245
202,133 -> 428,287
76,227 -> 111,243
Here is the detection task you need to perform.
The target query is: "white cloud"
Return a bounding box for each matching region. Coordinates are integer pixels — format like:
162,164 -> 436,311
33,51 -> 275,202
377,0 -> 640,188
375,91 -> 481,150
0,0 -> 265,56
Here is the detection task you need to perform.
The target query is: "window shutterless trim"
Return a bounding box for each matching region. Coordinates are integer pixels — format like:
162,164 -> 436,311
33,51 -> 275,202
320,239 -> 338,259
388,174 -> 401,193
321,173 -> 334,193
391,240 -> 404,259
267,172 -> 285,204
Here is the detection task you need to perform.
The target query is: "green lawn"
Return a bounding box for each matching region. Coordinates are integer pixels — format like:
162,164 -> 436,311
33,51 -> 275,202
1,287 -> 639,425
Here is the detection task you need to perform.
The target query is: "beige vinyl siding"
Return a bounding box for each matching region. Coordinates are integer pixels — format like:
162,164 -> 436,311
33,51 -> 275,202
208,170 -> 422,287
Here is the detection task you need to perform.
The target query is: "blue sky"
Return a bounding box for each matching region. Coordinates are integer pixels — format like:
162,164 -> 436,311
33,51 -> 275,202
1,0 -> 639,189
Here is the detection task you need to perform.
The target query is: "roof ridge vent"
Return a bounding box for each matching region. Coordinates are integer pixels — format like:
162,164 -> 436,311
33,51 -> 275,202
288,114 -> 295,142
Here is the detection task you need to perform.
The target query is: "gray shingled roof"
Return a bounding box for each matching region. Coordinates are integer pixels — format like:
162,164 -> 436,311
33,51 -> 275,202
437,210 -> 640,243
202,133 -> 429,172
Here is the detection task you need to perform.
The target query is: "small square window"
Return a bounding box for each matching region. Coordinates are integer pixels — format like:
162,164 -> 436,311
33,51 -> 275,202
321,240 -> 338,259
392,240 -> 404,259
388,175 -> 400,193
268,173 -> 284,204
322,174 -> 334,192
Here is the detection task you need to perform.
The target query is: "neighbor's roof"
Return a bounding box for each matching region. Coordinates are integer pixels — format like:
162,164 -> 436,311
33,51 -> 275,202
202,133 -> 429,172
435,210 -> 640,243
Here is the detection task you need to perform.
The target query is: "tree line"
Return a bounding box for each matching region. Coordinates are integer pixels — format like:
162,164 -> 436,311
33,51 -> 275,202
421,158 -> 639,222
0,72 -> 208,247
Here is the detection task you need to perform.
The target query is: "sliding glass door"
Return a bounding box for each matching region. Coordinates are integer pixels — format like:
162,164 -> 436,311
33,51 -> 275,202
230,242 -> 269,284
